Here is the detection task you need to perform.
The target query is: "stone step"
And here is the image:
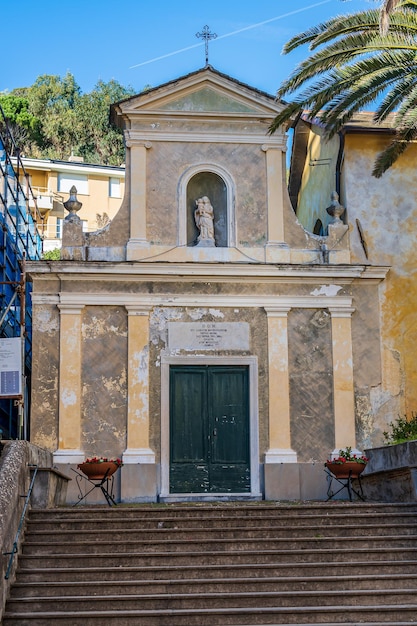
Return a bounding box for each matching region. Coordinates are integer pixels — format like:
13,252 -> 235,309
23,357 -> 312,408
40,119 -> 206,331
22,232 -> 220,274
5,588 -> 417,613
15,559 -> 417,583
21,534 -> 417,555
10,573 -> 417,597
27,506 -> 417,520
3,604 -> 417,625
16,546 -> 417,568
5,503 -> 417,625
27,502 -> 417,521
23,522 -> 417,539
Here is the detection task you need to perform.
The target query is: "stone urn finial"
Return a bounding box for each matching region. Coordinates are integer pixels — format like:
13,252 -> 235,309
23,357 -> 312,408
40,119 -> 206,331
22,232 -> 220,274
64,185 -> 82,222
326,191 -> 345,223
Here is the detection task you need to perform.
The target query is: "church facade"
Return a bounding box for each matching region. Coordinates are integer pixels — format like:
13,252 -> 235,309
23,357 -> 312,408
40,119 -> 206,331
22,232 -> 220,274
27,67 -> 388,502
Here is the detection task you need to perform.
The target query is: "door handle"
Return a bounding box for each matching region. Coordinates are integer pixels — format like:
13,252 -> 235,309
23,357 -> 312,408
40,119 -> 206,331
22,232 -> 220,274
213,428 -> 217,437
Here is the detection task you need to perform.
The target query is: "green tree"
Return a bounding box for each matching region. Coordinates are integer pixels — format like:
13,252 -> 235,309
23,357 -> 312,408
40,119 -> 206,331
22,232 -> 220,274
42,248 -> 61,260
269,0 -> 417,177
75,79 -> 135,165
0,94 -> 41,155
23,72 -> 82,160
6,74 -> 134,166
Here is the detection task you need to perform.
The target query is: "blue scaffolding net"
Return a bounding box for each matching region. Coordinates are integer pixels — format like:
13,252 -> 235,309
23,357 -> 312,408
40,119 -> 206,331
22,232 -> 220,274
0,106 -> 44,439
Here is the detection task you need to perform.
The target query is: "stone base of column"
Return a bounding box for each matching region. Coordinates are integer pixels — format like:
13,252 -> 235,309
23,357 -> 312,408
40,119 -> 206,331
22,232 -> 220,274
53,449 -> 84,464
122,448 -> 156,464
264,462 -> 328,500
126,238 -> 150,260
264,448 -> 298,463
265,242 -> 290,263
120,463 -> 158,503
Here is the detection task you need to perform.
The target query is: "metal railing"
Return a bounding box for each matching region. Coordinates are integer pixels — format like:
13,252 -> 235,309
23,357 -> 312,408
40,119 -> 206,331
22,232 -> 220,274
4,464 -> 38,579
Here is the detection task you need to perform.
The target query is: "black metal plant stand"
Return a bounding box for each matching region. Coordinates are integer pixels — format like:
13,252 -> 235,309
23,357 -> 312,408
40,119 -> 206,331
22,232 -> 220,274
71,467 -> 117,506
325,467 -> 365,502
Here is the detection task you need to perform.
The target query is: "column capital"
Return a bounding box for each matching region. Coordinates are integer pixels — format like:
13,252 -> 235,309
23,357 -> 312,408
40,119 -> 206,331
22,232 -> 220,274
125,305 -> 152,315
125,130 -> 152,150
124,133 -> 152,149
264,306 -> 291,317
57,303 -> 85,314
261,142 -> 286,152
328,307 -> 355,318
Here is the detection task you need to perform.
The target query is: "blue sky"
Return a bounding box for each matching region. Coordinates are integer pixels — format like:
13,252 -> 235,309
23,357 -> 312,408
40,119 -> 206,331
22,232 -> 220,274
3,0 -> 375,96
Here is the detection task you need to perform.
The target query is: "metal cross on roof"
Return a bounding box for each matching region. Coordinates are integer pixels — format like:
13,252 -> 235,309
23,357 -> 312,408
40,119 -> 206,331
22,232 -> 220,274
196,25 -> 217,66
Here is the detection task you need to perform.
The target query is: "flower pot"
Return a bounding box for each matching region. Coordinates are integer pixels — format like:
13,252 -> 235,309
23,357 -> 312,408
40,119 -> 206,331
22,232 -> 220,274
78,461 -> 119,480
325,461 -> 366,479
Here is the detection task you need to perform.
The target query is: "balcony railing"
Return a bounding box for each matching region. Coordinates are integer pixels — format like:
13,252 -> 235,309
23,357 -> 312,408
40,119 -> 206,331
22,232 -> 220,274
27,187 -> 65,217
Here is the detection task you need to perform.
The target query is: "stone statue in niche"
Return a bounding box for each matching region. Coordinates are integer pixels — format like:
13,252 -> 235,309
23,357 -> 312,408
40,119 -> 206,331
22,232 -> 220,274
194,196 -> 215,246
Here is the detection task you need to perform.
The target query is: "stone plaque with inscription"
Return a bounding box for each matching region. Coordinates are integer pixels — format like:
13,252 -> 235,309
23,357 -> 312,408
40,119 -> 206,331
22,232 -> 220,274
168,322 -> 250,351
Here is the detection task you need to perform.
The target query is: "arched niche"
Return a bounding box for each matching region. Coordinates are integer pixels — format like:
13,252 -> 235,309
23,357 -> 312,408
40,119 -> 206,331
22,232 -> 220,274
313,219 -> 324,236
178,164 -> 235,248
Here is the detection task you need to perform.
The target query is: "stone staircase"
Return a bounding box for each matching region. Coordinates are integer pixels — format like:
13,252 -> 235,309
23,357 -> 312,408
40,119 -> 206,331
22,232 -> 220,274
3,502 -> 417,625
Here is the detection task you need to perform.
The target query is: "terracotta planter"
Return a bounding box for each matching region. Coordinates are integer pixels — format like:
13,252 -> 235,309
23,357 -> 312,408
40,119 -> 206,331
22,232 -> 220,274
325,461 -> 367,479
78,462 -> 119,480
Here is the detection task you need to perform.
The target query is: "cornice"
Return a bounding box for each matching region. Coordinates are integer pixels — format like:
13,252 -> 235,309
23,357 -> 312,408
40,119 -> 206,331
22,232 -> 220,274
26,261 -> 389,283
125,129 -> 285,147
55,292 -> 354,311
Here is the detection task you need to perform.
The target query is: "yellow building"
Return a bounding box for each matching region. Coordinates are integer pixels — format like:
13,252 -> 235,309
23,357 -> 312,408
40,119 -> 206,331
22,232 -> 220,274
18,156 -> 125,251
290,112 -> 417,437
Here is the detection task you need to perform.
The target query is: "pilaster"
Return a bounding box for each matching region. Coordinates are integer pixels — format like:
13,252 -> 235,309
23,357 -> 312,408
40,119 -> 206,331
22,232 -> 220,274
55,304 -> 84,463
123,305 -> 155,463
262,145 -> 288,262
329,307 -> 356,450
126,141 -> 151,258
264,306 -> 297,463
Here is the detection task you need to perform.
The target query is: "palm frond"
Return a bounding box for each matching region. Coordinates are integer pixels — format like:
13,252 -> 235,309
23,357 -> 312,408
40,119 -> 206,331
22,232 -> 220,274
271,2 -> 417,175
375,71 -> 417,120
373,123 -> 417,177
394,86 -> 417,124
277,30 -> 417,100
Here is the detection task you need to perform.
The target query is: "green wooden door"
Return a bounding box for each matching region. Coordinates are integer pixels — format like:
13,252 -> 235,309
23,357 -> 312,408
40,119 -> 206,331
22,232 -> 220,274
169,365 -> 250,493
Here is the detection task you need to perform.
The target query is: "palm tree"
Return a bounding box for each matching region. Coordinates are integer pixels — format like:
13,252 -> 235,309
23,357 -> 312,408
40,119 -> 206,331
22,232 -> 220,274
380,0 -> 406,31
269,1 -> 417,177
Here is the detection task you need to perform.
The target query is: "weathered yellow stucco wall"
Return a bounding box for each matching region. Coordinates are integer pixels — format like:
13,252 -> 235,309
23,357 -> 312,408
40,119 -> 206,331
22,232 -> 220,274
293,125 -> 417,438
344,134 -> 417,421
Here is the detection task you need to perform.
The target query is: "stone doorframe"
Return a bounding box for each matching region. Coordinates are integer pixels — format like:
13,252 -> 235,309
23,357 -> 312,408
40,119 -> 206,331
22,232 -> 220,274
160,354 -> 260,501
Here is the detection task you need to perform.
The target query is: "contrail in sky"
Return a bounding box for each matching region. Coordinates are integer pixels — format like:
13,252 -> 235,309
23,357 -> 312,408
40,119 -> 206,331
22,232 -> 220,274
129,0 -> 333,69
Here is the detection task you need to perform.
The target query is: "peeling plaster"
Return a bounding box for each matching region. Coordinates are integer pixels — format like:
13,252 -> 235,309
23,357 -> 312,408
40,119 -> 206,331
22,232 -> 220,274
188,308 -> 209,320
132,347 -> 149,385
36,308 -> 59,333
208,309 -> 225,318
310,285 -> 342,297
150,307 -> 182,345
82,315 -> 126,339
102,372 -> 127,396
61,389 -> 76,407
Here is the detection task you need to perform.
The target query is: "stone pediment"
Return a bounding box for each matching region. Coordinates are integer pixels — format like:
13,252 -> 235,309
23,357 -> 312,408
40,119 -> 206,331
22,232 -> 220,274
111,66 -> 284,124
156,86 -> 260,114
